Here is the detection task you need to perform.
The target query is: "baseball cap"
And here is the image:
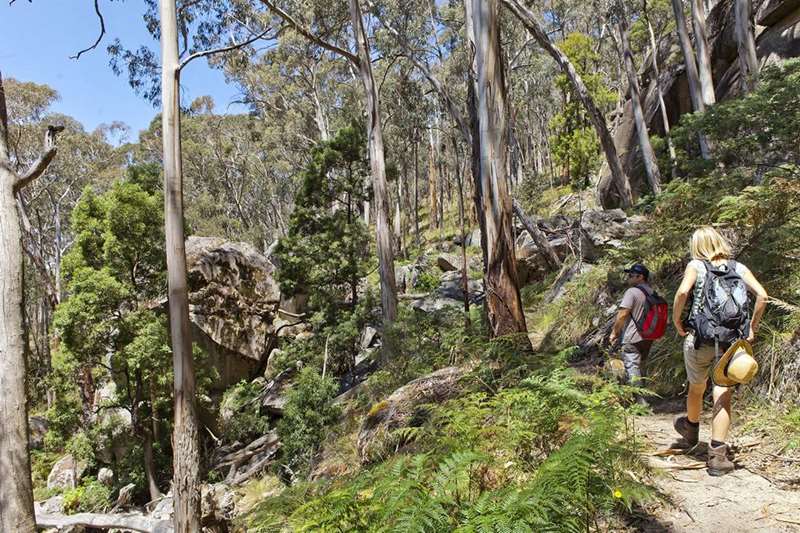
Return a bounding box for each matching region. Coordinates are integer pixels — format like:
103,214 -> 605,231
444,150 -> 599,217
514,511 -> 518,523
624,263 -> 650,279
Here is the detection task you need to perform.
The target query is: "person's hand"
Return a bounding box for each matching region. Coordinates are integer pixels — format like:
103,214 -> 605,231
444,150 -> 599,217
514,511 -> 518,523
675,323 -> 688,337
609,332 -> 618,346
747,326 -> 756,343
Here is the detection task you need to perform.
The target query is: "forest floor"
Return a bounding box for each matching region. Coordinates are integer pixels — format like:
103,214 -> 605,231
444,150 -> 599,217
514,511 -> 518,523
631,399 -> 800,532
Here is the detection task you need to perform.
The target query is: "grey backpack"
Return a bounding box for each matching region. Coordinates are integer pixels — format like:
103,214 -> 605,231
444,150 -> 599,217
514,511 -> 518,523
689,260 -> 750,345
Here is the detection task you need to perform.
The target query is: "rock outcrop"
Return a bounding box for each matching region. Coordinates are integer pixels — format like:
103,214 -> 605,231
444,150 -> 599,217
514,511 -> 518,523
357,365 -> 471,462
47,455 -> 87,491
184,237 -> 283,390
599,0 -> 800,206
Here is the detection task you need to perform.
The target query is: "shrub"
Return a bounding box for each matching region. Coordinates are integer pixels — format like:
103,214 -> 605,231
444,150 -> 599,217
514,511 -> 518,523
62,478 -> 112,513
276,368 -> 341,475
219,380 -> 271,443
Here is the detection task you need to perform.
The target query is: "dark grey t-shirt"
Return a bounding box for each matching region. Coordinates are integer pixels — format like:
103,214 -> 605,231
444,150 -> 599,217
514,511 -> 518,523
620,283 -> 652,344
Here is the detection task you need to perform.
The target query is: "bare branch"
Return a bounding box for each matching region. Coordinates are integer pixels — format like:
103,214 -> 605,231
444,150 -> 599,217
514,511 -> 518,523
258,0 -> 360,66
0,69 -> 9,162
14,125 -> 64,192
366,1 -> 470,143
70,0 -> 106,60
178,25 -> 273,71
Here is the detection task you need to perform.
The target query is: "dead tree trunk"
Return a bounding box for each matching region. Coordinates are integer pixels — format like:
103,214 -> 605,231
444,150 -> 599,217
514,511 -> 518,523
671,0 -> 711,159
471,0 -> 528,338
413,134 -> 420,249
0,71 -> 60,533
501,0 -> 633,208
159,2 -> 201,530
690,0 -> 716,107
512,199 -> 560,269
349,0 -> 398,325
618,8 -> 662,195
734,0 -> 759,92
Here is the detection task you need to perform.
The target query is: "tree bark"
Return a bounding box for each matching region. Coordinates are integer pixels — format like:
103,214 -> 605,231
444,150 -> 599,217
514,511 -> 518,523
0,70 -> 59,533
349,0 -> 398,325
618,9 -> 662,195
734,0 -> 759,92
645,15 -> 677,176
671,0 -> 711,159
413,135 -> 420,249
427,126 -> 439,229
471,0 -> 528,338
452,135 -> 471,327
158,2 -> 201,531
464,0 -> 488,272
501,0 -> 633,208
690,0 -> 716,107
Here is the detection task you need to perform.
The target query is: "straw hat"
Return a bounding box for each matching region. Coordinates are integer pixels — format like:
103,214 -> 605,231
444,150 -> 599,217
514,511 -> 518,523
712,339 -> 758,387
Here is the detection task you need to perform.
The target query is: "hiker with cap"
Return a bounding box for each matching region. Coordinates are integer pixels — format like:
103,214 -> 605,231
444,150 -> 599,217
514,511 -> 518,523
609,263 -> 668,403
672,226 -> 768,476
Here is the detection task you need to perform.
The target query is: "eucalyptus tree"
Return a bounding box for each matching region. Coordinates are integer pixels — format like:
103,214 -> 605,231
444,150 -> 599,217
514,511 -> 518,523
0,69 -> 63,533
502,0 -> 634,207
615,1 -> 661,195
734,0 -> 759,91
670,0 -> 711,158
690,0 -> 715,107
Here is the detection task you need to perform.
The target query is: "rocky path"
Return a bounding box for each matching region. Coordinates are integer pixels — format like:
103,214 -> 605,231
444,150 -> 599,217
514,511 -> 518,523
634,409 -> 800,532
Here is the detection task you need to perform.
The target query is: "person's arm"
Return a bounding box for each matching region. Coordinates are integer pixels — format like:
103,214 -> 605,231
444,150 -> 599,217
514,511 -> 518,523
609,307 -> 632,346
673,264 -> 697,337
739,265 -> 768,342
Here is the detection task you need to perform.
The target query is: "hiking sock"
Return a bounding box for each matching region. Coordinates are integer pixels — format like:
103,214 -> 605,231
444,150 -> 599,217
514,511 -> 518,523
687,420 -> 699,428
710,440 -> 725,448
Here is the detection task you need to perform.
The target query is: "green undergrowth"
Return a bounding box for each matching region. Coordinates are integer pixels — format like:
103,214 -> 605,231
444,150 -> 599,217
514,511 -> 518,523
237,332 -> 655,532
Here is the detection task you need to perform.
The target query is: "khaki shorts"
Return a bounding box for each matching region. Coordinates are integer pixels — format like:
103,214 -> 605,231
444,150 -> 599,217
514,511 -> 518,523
683,333 -> 725,385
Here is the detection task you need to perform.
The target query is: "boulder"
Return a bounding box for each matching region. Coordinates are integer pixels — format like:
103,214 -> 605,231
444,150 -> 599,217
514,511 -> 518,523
260,368 -> 296,415
436,254 -> 462,272
357,365 -> 470,462
201,483 -> 237,528
38,495 -> 64,514
97,467 -> 114,487
47,455 -> 87,491
410,295 -> 465,314
438,273 -> 485,304
360,326 -> 380,350
29,415 -> 48,450
396,263 -> 423,293
185,236 -> 282,390
580,209 -> 645,249
91,381 -> 133,464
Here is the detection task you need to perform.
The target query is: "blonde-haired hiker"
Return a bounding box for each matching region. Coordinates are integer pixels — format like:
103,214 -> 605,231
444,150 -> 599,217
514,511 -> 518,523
672,226 -> 768,476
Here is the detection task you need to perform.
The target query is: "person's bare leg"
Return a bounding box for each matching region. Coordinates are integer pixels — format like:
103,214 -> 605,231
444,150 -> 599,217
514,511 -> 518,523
687,382 -> 706,423
711,385 -> 732,442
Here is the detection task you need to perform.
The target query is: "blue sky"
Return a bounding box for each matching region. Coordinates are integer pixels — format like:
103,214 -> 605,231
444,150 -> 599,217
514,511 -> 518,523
0,0 -> 245,140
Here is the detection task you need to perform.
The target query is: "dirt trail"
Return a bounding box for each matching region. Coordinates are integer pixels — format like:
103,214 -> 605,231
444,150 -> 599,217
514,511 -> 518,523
634,409 -> 800,532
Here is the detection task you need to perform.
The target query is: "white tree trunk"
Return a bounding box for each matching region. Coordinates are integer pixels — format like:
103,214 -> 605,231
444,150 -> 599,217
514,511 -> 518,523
349,0 -> 398,325
619,12 -> 662,195
734,0 -> 759,92
471,0 -> 529,338
0,70 -> 59,533
671,0 -> 711,159
646,18 -> 677,176
690,0 -> 716,107
158,2 -> 201,530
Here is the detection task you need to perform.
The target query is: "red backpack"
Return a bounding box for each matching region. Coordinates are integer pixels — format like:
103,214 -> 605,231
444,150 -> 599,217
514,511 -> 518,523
633,286 -> 669,340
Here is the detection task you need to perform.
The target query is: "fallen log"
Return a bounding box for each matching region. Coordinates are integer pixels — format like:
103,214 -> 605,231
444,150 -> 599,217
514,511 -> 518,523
35,509 -> 172,533
512,198 -> 561,269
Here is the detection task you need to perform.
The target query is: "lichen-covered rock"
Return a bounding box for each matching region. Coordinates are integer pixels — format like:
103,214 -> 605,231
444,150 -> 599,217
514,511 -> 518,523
580,209 -> 645,249
47,455 -> 87,490
29,415 -> 48,450
357,365 -> 471,462
186,236 -> 281,362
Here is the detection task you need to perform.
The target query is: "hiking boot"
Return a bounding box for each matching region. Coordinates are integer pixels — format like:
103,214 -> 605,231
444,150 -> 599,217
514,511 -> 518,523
673,415 -> 699,448
708,443 -> 735,476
